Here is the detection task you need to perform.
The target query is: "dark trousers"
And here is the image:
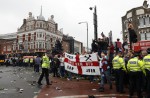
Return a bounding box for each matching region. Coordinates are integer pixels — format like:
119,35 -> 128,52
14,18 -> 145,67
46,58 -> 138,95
38,68 -> 49,85
146,70 -> 150,98
114,69 -> 124,92
53,67 -> 58,77
60,66 -> 65,77
34,64 -> 39,72
129,71 -> 142,98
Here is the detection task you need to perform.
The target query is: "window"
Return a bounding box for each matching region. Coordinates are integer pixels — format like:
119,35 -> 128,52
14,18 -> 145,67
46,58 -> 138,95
37,33 -> 38,38
40,23 -> 42,28
125,22 -> 128,30
145,17 -> 149,26
13,45 -> 16,50
31,25 -> 33,29
39,33 -> 42,38
45,43 -> 47,49
7,46 -> 11,51
31,34 -> 34,40
3,46 -> 6,51
36,42 -> 38,48
141,33 -> 146,40
143,17 -> 146,25
139,17 -> 144,27
50,38 -> 53,42
24,43 -> 28,50
43,42 -> 45,48
39,42 -> 42,49
146,33 -> 150,40
30,43 -> 34,49
19,37 -> 22,42
25,35 -> 28,41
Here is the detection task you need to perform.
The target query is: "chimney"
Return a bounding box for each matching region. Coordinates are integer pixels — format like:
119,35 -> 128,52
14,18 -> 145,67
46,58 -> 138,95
23,19 -> 26,24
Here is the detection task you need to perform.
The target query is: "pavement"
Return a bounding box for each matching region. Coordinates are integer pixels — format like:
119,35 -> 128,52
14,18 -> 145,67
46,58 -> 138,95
0,66 -> 41,98
0,66 -> 137,98
37,77 -> 131,98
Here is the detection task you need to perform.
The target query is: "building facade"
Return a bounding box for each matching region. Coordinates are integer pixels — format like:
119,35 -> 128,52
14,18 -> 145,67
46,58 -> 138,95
13,10 -> 63,56
0,33 -> 16,56
0,9 -> 84,56
122,0 -> 150,42
62,34 -> 83,54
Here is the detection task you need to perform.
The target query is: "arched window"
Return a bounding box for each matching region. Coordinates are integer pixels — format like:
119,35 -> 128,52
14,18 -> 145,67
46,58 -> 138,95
145,17 -> 149,26
146,32 -> 150,40
40,23 -> 42,28
39,42 -> 42,49
141,33 -> 146,40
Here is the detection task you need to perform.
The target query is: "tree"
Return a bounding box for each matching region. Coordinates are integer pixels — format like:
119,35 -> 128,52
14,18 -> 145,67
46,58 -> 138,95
52,40 -> 63,55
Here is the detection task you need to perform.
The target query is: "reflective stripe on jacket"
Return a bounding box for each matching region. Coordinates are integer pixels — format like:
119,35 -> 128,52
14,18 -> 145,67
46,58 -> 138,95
143,54 -> 150,70
112,56 -> 125,70
30,58 -> 33,63
42,56 -> 50,69
24,58 -> 29,63
127,57 -> 143,72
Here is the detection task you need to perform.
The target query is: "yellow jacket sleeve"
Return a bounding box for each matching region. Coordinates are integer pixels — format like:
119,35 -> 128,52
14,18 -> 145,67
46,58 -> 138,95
119,58 -> 126,71
139,60 -> 146,76
127,61 -> 130,72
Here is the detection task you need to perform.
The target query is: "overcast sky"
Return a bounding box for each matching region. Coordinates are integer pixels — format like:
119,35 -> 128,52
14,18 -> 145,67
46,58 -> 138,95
0,0 -> 147,48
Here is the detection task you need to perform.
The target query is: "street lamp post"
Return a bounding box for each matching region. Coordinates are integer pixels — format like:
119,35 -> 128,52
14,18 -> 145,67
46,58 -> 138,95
90,6 -> 98,41
78,22 -> 88,52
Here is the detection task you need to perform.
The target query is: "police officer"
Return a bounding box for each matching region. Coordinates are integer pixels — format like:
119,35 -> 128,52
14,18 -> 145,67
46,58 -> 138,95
29,58 -> 34,67
143,48 -> 150,98
127,52 -> 144,98
37,53 -> 51,85
24,57 -> 29,67
112,51 -> 126,93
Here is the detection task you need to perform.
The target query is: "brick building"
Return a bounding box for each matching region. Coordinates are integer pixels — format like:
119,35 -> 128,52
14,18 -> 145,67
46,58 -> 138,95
0,39 -> 15,57
13,8 -> 63,56
122,0 -> 150,42
62,34 -> 83,54
0,8 -> 83,56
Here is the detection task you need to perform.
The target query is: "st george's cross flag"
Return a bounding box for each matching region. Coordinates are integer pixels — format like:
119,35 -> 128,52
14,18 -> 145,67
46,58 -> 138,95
64,52 -> 100,75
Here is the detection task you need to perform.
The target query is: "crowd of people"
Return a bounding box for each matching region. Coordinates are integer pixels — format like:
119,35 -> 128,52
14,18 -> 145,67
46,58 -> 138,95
2,40 -> 150,98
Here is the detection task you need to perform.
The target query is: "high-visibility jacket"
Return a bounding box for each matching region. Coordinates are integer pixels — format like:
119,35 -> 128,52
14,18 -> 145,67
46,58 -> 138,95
127,57 -> 143,72
143,54 -> 150,71
42,55 -> 50,69
24,58 -> 29,63
112,56 -> 125,70
30,58 -> 33,63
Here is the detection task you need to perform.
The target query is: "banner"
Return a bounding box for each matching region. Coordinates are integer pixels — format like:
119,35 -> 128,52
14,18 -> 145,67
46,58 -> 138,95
64,53 -> 100,75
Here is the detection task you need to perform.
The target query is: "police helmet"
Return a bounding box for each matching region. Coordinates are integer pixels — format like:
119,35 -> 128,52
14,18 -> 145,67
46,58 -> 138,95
147,48 -> 150,54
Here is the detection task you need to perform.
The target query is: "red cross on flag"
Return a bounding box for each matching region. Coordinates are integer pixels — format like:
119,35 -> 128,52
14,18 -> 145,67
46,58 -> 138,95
64,52 -> 100,75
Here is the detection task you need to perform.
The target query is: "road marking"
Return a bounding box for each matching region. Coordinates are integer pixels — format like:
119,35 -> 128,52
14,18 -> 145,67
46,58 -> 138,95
53,94 -> 129,98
